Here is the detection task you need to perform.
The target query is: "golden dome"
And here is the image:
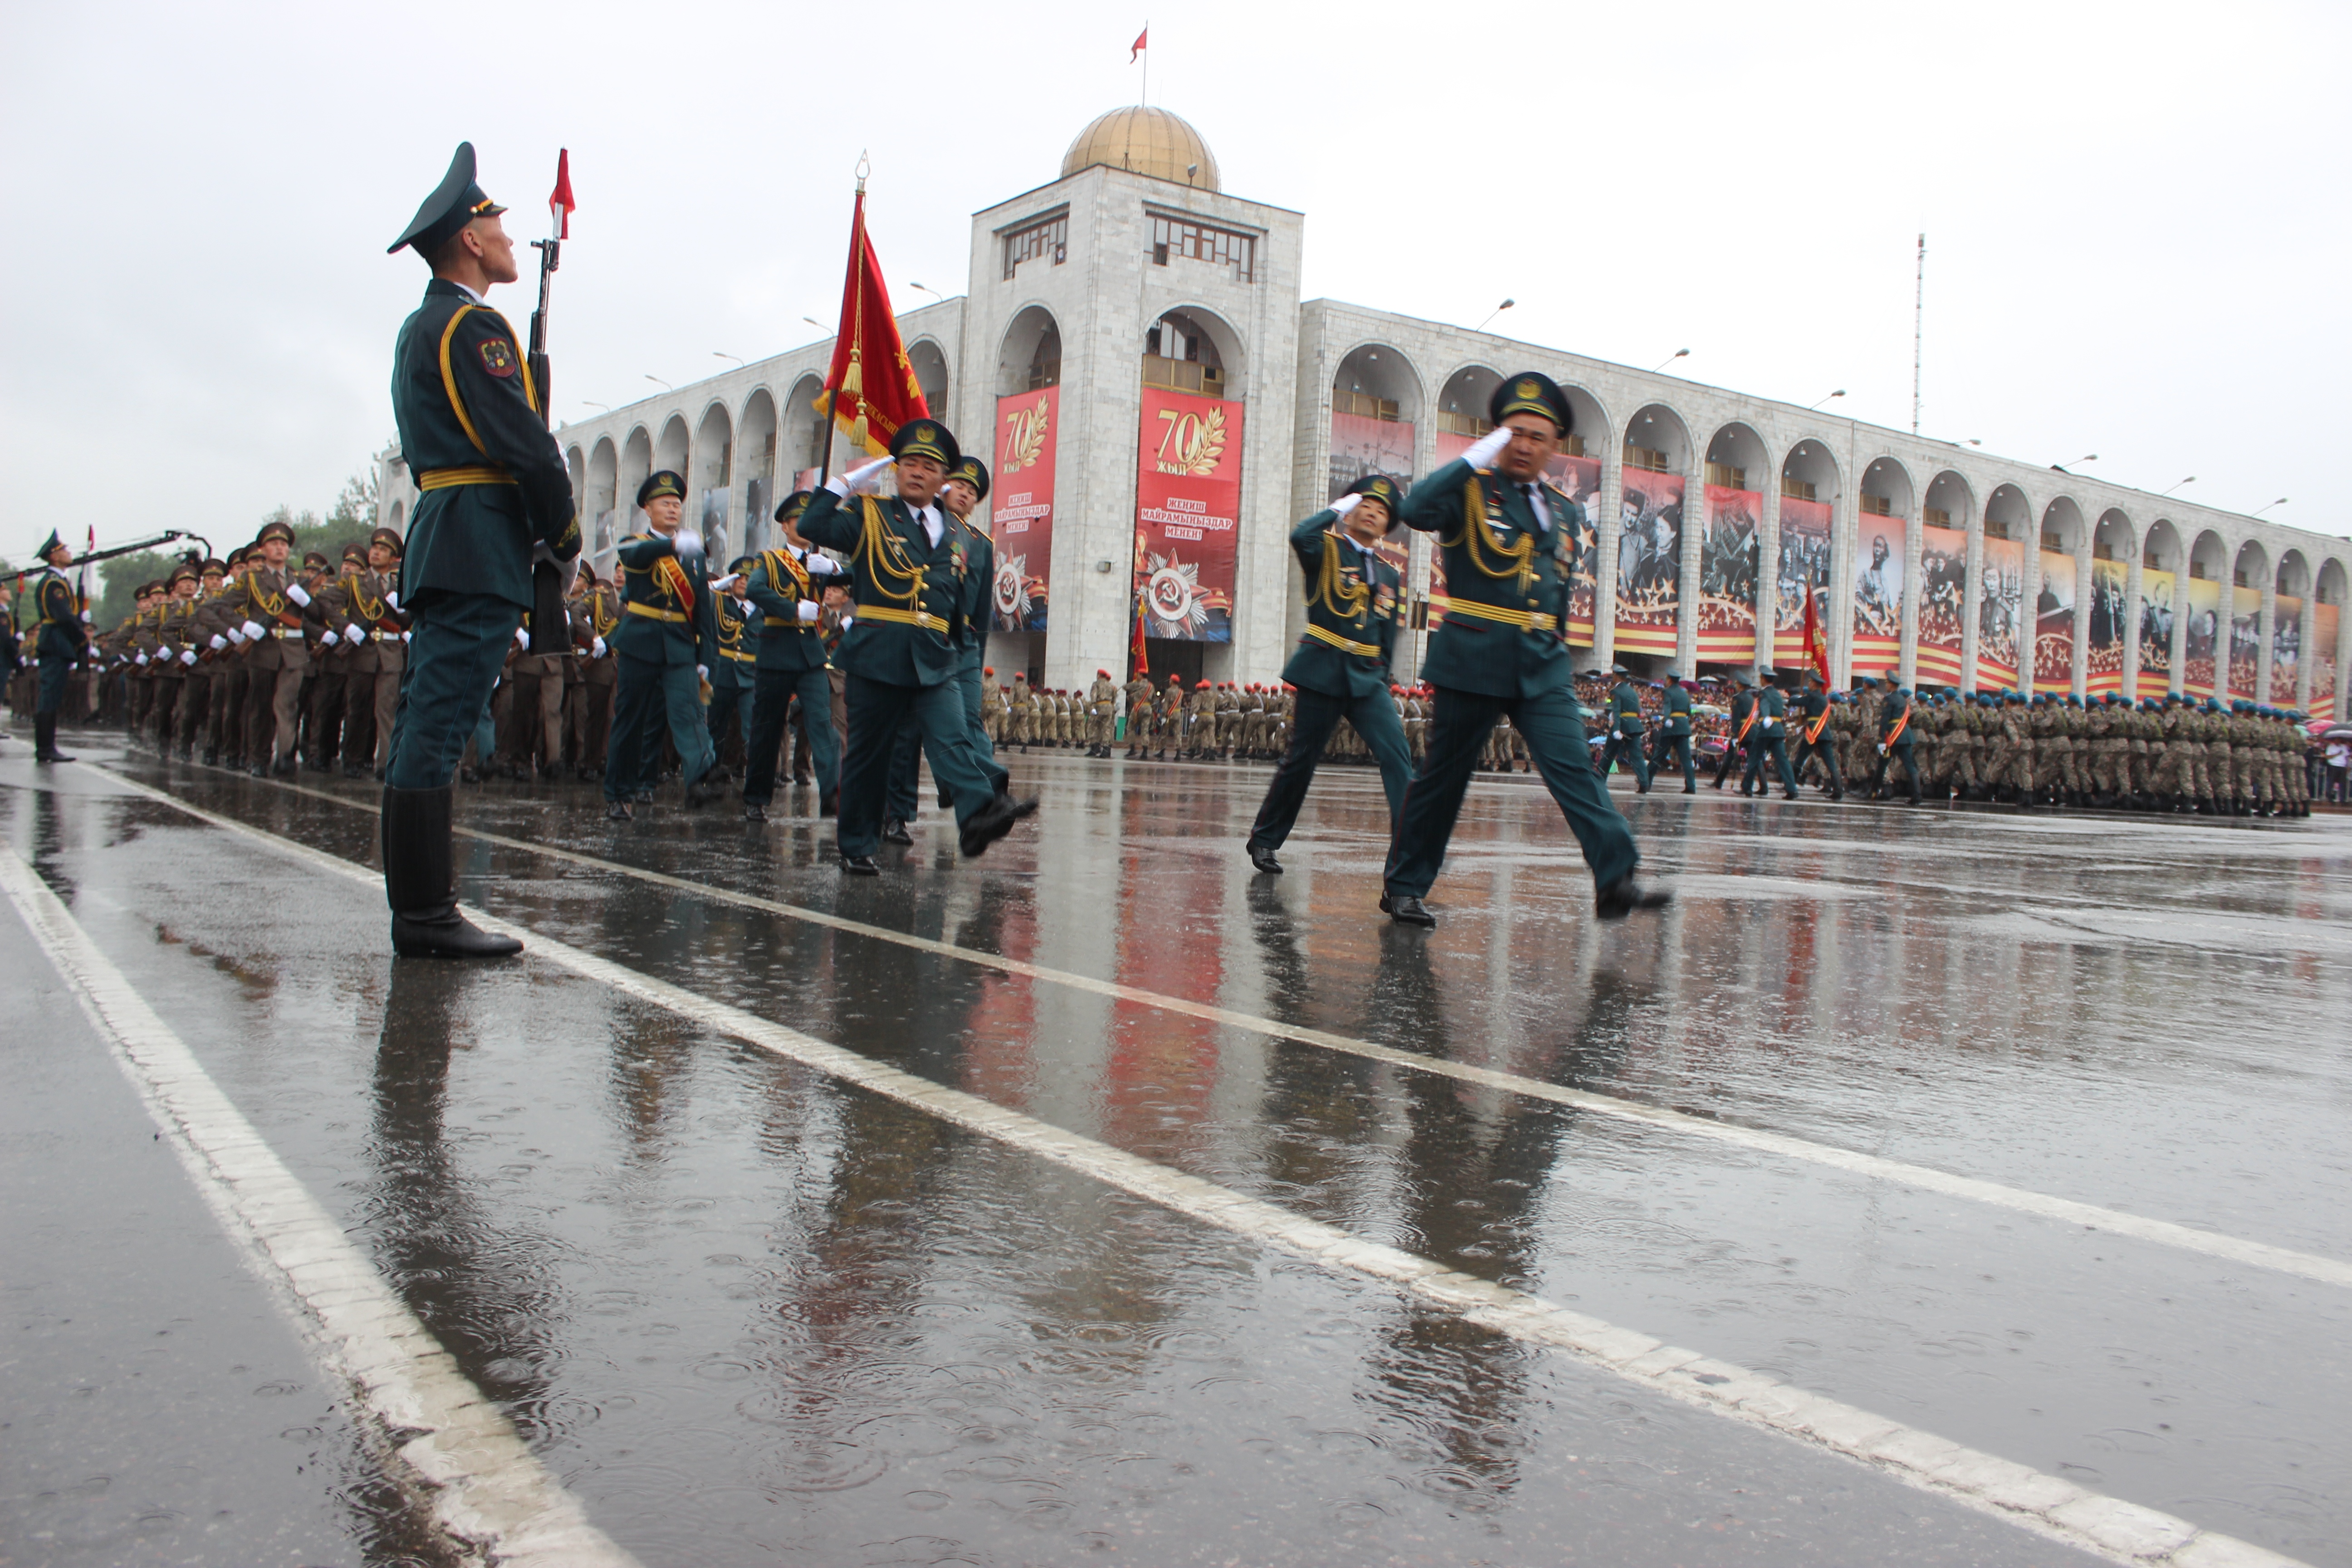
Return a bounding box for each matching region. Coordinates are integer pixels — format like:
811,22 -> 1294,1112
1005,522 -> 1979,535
1060,106 -> 1220,191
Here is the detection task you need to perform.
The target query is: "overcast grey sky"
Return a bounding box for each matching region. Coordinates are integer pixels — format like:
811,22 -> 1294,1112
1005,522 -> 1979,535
4,0 -> 2346,568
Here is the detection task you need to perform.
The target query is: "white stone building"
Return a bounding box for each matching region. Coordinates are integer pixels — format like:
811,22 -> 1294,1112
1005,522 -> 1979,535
382,106 -> 2352,718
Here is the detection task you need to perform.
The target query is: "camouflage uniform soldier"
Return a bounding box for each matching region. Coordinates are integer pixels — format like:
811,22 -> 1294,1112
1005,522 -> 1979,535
980,666 -> 1004,745
1007,671 -> 1035,750
1087,669 -> 1118,756
1123,671 -> 1155,757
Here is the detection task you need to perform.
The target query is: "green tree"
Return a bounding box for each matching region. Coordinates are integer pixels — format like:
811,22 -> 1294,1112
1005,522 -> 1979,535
95,551 -> 180,627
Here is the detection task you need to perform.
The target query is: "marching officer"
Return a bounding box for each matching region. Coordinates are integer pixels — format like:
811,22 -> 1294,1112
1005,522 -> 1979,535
1648,671 -> 1697,793
1789,669 -> 1843,799
794,418 -> 1036,873
1742,672 -> 1800,799
706,556 -> 759,777
1244,474 -> 1411,874
1380,374 -> 1667,927
880,453 -> 1009,839
604,471 -> 719,818
26,530 -> 88,762
1872,684 -> 1922,804
214,516 -> 313,776
741,491 -> 848,821
384,142 -> 578,956
1595,664 -> 1651,789
568,564 -> 621,781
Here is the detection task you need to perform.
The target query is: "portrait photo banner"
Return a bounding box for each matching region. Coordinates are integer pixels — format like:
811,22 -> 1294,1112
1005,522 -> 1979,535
1549,452 -> 1602,646
1615,470 -> 1684,655
2137,567 -> 2176,700
1975,534 -> 2024,691
2229,584 -> 2260,700
2184,577 -> 2220,697
991,387 -> 1059,632
2034,549 -> 2075,694
1698,484 -> 1760,663
1332,410 -> 1417,591
2312,602 -> 2339,721
1850,516 -> 1905,678
1134,386 -> 1244,642
2271,594 -> 2301,706
2087,559 -> 2127,696
1917,524 -> 1968,687
1774,496 -> 1833,666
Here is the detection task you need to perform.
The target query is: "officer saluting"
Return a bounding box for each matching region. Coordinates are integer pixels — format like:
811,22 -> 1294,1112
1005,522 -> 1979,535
384,143 -> 578,957
795,418 -> 1036,875
26,531 -> 88,763
1244,473 -> 1412,875
1380,374 -> 1668,927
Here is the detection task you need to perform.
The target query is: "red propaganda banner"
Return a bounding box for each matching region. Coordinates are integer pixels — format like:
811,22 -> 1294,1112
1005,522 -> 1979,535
2271,594 -> 2302,705
2228,584 -> 2260,700
1975,533 -> 2024,691
1134,386 -> 1243,642
2136,568 -> 2176,700
2183,577 -> 2220,697
1774,496 -> 1832,666
2033,550 -> 2076,694
1616,470 -> 1683,655
1916,524 -> 1967,686
1697,484 -> 1759,663
1549,452 -> 1601,646
2086,559 -> 2127,696
1331,410 -> 1416,585
991,388 -> 1057,632
1850,517 -> 1903,678
2311,602 -> 2338,720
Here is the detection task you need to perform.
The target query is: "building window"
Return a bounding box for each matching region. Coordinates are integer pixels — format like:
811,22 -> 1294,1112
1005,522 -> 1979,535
1986,520 -> 2010,540
2190,561 -> 2208,580
1923,505 -> 1950,528
1624,444 -> 1670,474
1003,214 -> 1067,280
1781,477 -> 1817,502
1332,388 -> 1399,421
2092,540 -> 2114,561
1148,214 -> 1255,282
1436,408 -> 1492,438
1704,461 -> 1747,490
1861,494 -> 1894,517
1142,354 -> 1224,395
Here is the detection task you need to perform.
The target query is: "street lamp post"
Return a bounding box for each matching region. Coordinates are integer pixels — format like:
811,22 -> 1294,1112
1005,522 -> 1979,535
1476,298 -> 1515,332
1652,348 -> 1690,374
1808,390 -> 1846,411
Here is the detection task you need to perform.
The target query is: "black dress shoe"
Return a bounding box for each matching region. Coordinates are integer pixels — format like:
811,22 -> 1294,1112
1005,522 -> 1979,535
881,818 -> 914,846
1595,876 -> 1671,920
1783,790 -> 1799,800
743,802 -> 766,822
959,792 -> 1039,858
1379,892 -> 1436,927
1247,843 -> 1283,875
392,911 -> 523,959
841,853 -> 880,876
605,801 -> 632,821
683,776 -> 724,809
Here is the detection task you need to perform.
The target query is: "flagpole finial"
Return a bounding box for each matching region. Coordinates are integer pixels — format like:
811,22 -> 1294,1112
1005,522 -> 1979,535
855,151 -> 870,192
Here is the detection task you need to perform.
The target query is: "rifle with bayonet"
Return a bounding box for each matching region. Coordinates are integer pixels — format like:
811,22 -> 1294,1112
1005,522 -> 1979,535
524,148 -> 574,655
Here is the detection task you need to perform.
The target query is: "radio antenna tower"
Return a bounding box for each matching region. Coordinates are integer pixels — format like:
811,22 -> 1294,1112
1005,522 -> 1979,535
1911,233 -> 1926,435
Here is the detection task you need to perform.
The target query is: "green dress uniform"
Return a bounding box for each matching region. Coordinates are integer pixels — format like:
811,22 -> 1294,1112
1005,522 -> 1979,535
794,420 -> 1030,867
28,546 -> 89,763
1789,684 -> 1842,798
1648,677 -> 1697,791
706,564 -> 757,767
885,456 -> 1010,828
1596,673 -> 1652,789
741,520 -> 847,815
1381,375 -> 1656,922
1245,478 -> 1412,867
1872,686 -> 1922,803
604,513 -> 719,804
1742,683 -> 1799,796
380,143 -> 577,957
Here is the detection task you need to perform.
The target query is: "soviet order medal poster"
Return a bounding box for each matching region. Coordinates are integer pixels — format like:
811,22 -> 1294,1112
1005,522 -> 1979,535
1134,386 -> 1244,641
992,387 -> 1058,632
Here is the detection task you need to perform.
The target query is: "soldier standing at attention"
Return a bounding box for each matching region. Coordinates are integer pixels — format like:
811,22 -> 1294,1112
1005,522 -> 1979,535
1379,375 -> 1667,927
1595,664 -> 1651,790
980,667 -> 1003,746
795,418 -> 1036,874
1008,670 -> 1036,751
604,471 -> 719,819
1123,669 -> 1156,757
1788,669 -> 1842,800
1244,474 -> 1412,875
26,531 -> 88,763
383,143 -> 577,956
1088,669 -> 1119,757
740,492 -> 847,820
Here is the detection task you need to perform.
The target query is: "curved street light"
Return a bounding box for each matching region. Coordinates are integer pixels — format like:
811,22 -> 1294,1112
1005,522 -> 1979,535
2251,497 -> 2288,517
713,351 -> 745,368
1652,348 -> 1690,373
2160,476 -> 2196,497
1809,389 -> 1846,411
1476,298 -> 1515,332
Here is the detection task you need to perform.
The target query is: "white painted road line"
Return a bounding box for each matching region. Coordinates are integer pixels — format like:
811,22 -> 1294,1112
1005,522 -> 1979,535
0,848 -> 641,1568
79,769 -> 2310,1568
201,767 -> 2352,1295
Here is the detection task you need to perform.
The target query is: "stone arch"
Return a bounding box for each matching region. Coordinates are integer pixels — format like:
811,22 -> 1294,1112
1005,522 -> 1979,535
1922,470 -> 1976,532
784,375 -> 828,479
1973,485 -> 2034,691
2088,508 -> 2135,693
387,498 -> 405,535
2093,507 -> 2134,562
2232,537 -> 2268,588
1918,470 -> 1975,688
2189,528 -> 2227,582
2028,498 -> 2085,693
2276,548 -> 2311,599
655,414 -> 689,477
997,305 -> 1061,397
1144,304 -> 1243,397
1435,364 -> 1501,441
565,444 -> 585,508
1613,402 -> 1694,668
1985,483 -> 2032,542
1774,439 -> 1839,658
621,426 -> 653,521
2318,556 -> 2349,606
2136,519 -> 2184,696
738,388 -> 779,554
1332,342 -> 1426,425
587,437 -> 618,557
1698,421 -> 1768,668
2228,539 -> 2269,697
907,337 -> 950,420
2272,548 -> 2314,704
2142,517 -> 2182,572
1859,456 -> 1915,520
2039,496 -> 2084,555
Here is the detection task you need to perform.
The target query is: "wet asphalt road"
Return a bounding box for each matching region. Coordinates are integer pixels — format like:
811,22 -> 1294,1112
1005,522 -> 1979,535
3,726 -> 2347,1567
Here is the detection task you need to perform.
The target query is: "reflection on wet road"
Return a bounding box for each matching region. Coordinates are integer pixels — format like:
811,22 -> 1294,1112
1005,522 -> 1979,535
5,742 -> 2347,1566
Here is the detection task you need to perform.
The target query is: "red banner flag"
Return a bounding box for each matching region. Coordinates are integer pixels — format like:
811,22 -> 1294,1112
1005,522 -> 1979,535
814,189 -> 929,459
549,148 -> 574,239
1802,578 -> 1830,685
1131,25 -> 1148,60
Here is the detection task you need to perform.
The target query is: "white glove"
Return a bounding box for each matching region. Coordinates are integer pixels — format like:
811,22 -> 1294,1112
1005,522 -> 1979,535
241,619 -> 265,641
590,635 -> 606,658
321,629 -> 339,647
80,608 -> 93,623
179,648 -> 196,666
210,633 -> 228,650
514,626 -> 531,648
1329,493 -> 1363,518
837,613 -> 854,631
797,600 -> 820,624
674,528 -> 703,557
710,572 -> 742,592
696,664 -> 709,682
384,590 -> 399,610
225,627 -> 245,645
346,624 -> 367,642
136,652 -> 149,665
402,630 -> 412,643
286,582 -> 311,607
838,456 -> 892,496
1464,424 -> 1513,469
803,549 -> 844,577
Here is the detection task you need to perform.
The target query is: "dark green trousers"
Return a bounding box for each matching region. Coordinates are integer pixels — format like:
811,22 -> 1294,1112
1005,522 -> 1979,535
840,672 -> 999,858
1248,685 -> 1411,852
386,592 -> 519,789
886,660 -> 1007,821
607,655 -> 713,802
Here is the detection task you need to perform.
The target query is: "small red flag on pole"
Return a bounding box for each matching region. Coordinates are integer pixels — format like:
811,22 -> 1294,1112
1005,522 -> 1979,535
1130,25 -> 1147,60
814,172 -> 929,467
1802,578 -> 1831,686
549,148 -> 575,240
1131,584 -> 1150,679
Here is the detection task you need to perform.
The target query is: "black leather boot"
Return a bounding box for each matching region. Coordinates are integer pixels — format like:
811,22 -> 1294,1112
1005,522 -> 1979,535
35,714 -> 75,762
382,785 -> 522,959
